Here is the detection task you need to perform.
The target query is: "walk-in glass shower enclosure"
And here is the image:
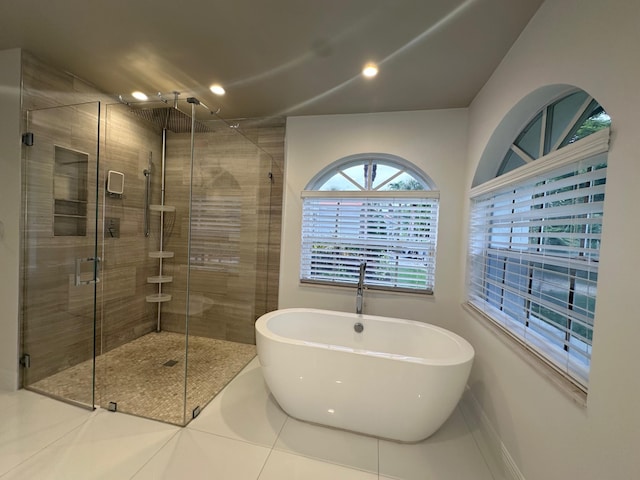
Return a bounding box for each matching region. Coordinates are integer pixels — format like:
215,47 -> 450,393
21,97 -> 282,425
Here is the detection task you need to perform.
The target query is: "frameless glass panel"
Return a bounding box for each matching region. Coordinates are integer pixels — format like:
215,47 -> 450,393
22,102 -> 100,408
97,101 -> 283,426
184,114 -> 276,424
100,101 -> 187,425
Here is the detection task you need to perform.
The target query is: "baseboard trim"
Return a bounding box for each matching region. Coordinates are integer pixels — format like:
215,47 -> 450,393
460,388 -> 526,480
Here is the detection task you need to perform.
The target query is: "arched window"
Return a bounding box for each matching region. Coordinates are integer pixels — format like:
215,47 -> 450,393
301,154 -> 439,293
496,90 -> 610,175
467,89 -> 610,390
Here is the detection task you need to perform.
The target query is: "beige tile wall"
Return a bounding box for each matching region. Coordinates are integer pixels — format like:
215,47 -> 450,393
101,103 -> 164,351
21,58 -> 106,387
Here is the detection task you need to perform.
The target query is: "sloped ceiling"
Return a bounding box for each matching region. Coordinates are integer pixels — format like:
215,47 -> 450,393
0,0 -> 543,120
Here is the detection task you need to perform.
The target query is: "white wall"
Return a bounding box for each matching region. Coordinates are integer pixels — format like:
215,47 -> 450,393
281,109 -> 468,328
460,0 -> 640,478
0,48 -> 22,391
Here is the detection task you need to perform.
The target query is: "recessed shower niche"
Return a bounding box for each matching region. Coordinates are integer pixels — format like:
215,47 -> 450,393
53,145 -> 88,236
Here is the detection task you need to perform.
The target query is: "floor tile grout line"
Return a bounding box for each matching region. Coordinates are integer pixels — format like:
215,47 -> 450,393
0,408 -> 98,479
127,428 -> 182,480
269,416 -> 380,476
260,446 -> 383,479
174,389 -> 289,449
377,438 -> 380,479
271,412 -> 290,449
456,404 -> 498,480
254,415 -> 289,480
183,425 -> 281,451
255,446 -> 276,479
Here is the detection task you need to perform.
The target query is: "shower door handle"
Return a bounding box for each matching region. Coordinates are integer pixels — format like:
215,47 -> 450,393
75,257 -> 101,286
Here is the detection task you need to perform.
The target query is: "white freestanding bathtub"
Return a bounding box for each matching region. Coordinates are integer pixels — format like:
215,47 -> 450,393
255,308 -> 474,442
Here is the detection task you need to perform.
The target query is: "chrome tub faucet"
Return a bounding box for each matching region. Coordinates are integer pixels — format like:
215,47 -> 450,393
356,261 -> 367,314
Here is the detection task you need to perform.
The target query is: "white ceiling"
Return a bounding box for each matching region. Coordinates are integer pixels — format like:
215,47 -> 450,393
0,0 -> 543,120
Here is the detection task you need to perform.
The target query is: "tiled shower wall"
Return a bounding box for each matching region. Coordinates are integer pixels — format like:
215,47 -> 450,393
20,52 -> 283,385
101,105 -> 164,350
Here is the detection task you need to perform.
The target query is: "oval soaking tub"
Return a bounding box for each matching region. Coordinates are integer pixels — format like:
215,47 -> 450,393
255,308 -> 474,442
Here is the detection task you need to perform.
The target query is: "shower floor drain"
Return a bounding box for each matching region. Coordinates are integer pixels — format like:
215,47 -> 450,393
163,360 -> 179,367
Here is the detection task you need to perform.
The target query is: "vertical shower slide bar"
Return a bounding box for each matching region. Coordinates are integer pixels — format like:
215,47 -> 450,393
143,153 -> 152,237
157,129 -> 167,332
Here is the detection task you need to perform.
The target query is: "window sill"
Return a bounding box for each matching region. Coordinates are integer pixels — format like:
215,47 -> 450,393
462,302 -> 587,408
299,279 -> 434,297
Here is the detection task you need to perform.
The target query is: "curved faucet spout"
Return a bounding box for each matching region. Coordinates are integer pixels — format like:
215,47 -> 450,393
356,262 -> 367,314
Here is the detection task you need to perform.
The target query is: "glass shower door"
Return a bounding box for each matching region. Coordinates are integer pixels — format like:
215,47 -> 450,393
21,102 -> 101,408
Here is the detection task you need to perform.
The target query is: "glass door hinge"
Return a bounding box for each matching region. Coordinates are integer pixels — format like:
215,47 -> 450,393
20,354 -> 31,368
22,132 -> 34,146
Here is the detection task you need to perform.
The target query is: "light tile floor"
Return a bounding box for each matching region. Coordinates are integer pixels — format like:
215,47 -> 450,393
0,358 -> 495,479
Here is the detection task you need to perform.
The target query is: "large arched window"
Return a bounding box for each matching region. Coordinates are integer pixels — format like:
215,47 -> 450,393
467,89 -> 610,390
301,154 -> 439,293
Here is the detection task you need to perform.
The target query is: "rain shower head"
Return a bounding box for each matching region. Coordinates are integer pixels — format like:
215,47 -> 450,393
128,104 -> 214,134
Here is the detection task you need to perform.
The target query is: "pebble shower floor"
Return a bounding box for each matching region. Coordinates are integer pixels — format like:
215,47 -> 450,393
30,331 -> 256,425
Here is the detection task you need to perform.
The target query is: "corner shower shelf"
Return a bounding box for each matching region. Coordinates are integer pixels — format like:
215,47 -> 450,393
146,293 -> 172,303
147,197 -> 175,324
147,275 -> 173,284
149,204 -> 176,212
148,251 -> 174,259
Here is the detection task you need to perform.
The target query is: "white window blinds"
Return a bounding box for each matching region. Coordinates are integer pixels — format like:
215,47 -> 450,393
300,191 -> 439,293
467,133 -> 608,388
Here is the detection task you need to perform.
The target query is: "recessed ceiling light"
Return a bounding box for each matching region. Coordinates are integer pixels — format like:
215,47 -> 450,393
210,84 -> 226,96
131,91 -> 148,101
362,63 -> 378,78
